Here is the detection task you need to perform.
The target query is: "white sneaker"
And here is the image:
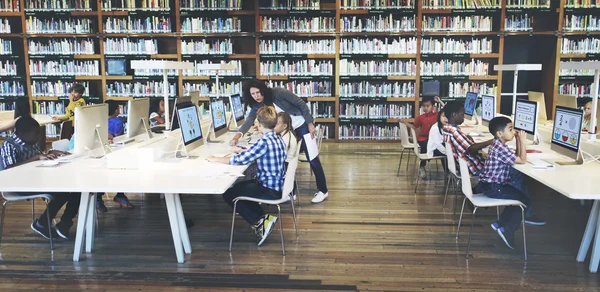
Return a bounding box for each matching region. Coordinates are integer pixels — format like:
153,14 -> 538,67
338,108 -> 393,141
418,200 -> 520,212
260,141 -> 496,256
311,191 -> 328,203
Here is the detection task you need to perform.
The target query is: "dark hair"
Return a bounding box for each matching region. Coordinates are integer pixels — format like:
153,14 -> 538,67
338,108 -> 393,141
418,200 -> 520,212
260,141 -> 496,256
437,107 -> 445,135
242,79 -> 273,107
69,83 -> 85,95
15,116 -> 40,136
422,96 -> 434,105
277,112 -> 297,150
106,100 -> 120,117
488,116 -> 512,137
149,99 -> 163,115
14,99 -> 31,119
442,101 -> 463,120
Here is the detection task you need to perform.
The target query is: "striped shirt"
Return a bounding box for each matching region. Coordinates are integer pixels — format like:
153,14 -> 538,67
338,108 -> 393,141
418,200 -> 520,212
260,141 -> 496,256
443,124 -> 485,176
0,133 -> 42,170
230,131 -> 287,191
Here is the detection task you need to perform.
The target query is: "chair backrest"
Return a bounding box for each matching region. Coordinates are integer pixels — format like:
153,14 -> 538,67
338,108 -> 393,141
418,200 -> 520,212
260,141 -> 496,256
409,127 -> 420,156
445,142 -> 458,176
52,139 -> 70,151
295,139 -> 302,158
399,123 -> 412,148
281,157 -> 299,198
457,158 -> 474,200
60,120 -> 73,140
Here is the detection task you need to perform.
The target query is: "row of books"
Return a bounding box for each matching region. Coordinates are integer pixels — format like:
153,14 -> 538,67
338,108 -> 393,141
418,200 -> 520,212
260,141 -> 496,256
422,0 -> 501,9
133,63 -> 177,76
421,37 -> 493,54
558,83 -> 595,98
0,0 -> 19,12
339,124 -> 401,140
28,38 -> 96,55
260,39 -> 336,55
341,15 -> 416,32
560,62 -> 595,76
0,39 -> 11,55
26,17 -> 93,34
104,38 -> 158,55
340,37 -> 417,54
29,60 -> 99,76
0,81 -> 25,96
420,60 -> 489,76
100,0 -> 168,11
181,39 -> 233,54
26,0 -> 91,11
259,0 -> 320,10
448,81 -> 496,97
507,0 -> 550,8
339,81 -> 415,97
181,17 -> 241,33
0,101 -> 16,111
0,60 -> 16,76
265,80 -> 332,97
561,38 -> 600,54
106,81 -> 176,97
340,103 -> 413,119
565,0 -> 600,8
0,18 -> 10,33
260,16 -> 336,32
505,15 -> 532,32
31,81 -> 90,96
33,100 -> 66,115
339,59 -> 417,76
340,0 -> 415,9
183,60 -> 242,76
260,60 -> 333,76
182,81 -> 241,96
180,0 -> 242,10
564,15 -> 600,32
422,16 -> 492,32
307,101 -> 334,118
105,16 -> 172,33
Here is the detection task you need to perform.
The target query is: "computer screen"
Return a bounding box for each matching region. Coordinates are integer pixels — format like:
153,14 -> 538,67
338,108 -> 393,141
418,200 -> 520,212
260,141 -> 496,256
464,92 -> 478,117
422,81 -> 440,97
177,103 -> 202,145
514,99 -> 538,136
230,94 -> 244,121
481,95 -> 496,122
210,98 -> 227,132
552,106 -> 583,153
106,59 -> 126,76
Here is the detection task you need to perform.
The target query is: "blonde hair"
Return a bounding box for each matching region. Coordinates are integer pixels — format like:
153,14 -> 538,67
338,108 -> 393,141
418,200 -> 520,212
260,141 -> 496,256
257,106 -> 277,129
585,101 -> 593,122
277,112 -> 297,150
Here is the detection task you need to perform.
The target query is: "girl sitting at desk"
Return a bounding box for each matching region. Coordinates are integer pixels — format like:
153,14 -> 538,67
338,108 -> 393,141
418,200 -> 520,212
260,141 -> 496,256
583,101 -> 592,132
149,99 -> 165,127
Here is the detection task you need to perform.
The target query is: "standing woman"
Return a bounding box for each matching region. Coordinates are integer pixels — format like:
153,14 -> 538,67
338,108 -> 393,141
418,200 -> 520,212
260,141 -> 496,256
230,80 -> 329,203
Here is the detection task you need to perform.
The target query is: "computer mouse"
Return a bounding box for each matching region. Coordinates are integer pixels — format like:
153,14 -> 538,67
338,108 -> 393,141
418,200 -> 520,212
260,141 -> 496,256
468,132 -> 480,137
42,160 -> 59,166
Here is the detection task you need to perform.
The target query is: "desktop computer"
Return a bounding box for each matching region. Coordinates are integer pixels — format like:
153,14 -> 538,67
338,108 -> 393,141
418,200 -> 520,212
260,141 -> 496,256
480,94 -> 496,127
549,106 -> 584,165
125,98 -> 151,141
175,101 -> 204,158
557,94 -> 577,109
464,92 -> 478,121
106,59 -> 127,76
527,91 -> 548,122
73,104 -> 109,156
514,99 -> 539,143
207,97 -> 228,143
228,94 -> 245,131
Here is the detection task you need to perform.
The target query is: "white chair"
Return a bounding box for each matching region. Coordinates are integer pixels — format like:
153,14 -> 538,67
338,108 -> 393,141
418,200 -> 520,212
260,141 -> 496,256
397,122 -> 415,176
455,158 -> 528,260
443,143 -> 461,209
410,127 -> 446,193
292,140 -> 303,207
0,192 -> 54,250
229,157 -> 299,255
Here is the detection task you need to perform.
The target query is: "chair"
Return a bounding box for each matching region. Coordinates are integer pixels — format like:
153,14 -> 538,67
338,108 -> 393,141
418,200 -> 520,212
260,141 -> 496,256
397,122 -> 415,176
292,140 -> 303,207
409,127 -> 446,193
59,120 -> 73,140
229,157 -> 299,255
0,192 -> 54,250
455,158 -> 527,260
443,143 -> 461,209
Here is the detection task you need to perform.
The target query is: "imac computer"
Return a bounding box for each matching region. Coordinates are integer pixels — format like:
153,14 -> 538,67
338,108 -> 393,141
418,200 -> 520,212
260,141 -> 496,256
175,101 -> 204,157
549,106 -> 584,165
514,99 -> 539,143
124,98 -> 151,141
228,94 -> 245,131
206,97 -> 228,143
480,94 -> 496,127
527,91 -> 548,122
73,104 -> 109,156
557,94 -> 577,109
464,92 -> 478,121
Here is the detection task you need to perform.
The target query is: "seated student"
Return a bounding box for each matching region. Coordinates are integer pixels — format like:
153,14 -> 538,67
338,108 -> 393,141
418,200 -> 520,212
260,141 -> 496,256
51,83 -> 86,124
427,108 -> 448,171
274,112 -> 298,161
583,101 -> 593,132
149,99 -> 165,127
207,106 -> 286,245
402,96 -> 438,179
0,100 -> 31,132
474,117 -> 542,249
0,116 -> 80,239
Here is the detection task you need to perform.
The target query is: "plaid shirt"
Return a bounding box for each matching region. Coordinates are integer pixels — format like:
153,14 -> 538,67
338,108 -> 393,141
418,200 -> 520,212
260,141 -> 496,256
1,133 -> 42,170
443,124 -> 485,176
479,139 -> 517,184
230,131 -> 287,191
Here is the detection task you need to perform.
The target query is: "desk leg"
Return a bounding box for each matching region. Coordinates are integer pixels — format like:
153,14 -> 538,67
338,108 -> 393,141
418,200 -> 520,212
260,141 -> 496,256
577,200 -> 600,262
164,193 -> 185,263
590,207 -> 600,273
174,194 -> 192,254
85,193 -> 96,253
73,192 -> 91,262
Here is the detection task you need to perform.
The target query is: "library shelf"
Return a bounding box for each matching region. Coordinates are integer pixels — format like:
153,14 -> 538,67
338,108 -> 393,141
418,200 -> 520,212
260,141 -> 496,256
0,12 -> 21,17
420,8 -> 501,14
315,118 -> 335,123
26,33 -> 97,38
308,97 -> 337,102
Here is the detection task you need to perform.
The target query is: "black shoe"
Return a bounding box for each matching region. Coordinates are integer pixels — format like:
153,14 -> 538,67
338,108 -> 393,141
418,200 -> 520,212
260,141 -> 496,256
55,221 -> 73,240
30,220 -> 58,240
497,227 -> 515,249
185,217 -> 195,228
525,215 -> 546,226
97,197 -> 108,213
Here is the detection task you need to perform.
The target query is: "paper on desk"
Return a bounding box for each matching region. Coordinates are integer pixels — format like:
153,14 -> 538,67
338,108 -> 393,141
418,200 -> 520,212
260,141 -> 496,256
303,132 -> 319,161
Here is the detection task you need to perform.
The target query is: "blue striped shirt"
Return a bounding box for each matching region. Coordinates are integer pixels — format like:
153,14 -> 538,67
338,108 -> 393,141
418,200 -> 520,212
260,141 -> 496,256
229,131 -> 287,191
1,133 -> 42,170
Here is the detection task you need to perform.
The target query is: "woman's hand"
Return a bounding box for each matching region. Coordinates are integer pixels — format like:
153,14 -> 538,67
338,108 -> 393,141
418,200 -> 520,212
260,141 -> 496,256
308,123 -> 316,139
230,133 -> 242,146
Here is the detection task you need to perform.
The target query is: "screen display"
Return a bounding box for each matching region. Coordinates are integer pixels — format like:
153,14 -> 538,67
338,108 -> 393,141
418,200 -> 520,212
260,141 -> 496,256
177,104 -> 202,145
481,95 -> 495,122
552,106 -> 583,152
211,98 -> 227,131
514,100 -> 537,135
422,81 -> 440,97
231,94 -> 244,121
464,92 -> 478,116
106,59 -> 126,76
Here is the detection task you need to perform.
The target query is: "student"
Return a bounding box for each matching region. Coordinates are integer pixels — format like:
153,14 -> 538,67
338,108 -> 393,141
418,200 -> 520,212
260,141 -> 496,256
52,83 -> 86,124
474,117 -> 544,249
208,106 -> 286,246
427,109 -> 448,171
149,99 -> 165,127
274,112 -> 298,161
0,100 -> 31,132
402,96 -> 438,179
231,80 -> 329,204
583,101 -> 592,131
0,116 -> 80,240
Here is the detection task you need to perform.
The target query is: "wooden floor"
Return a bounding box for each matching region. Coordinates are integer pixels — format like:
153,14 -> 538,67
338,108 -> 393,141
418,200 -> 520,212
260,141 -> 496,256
1,143 -> 599,291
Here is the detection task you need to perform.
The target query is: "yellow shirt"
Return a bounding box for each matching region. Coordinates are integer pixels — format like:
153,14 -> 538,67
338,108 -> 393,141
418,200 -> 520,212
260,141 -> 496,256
63,98 -> 86,123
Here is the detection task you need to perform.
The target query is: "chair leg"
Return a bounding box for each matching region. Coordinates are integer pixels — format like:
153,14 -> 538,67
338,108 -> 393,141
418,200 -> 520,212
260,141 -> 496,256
414,160 -> 420,194
0,201 -> 7,245
521,206 -> 528,261
456,197 -> 467,239
293,180 -> 301,208
406,151 -> 411,171
277,205 -> 285,256
290,194 -> 298,237
452,180 -> 459,216
228,201 -> 237,252
397,150 -> 404,176
443,175 -> 452,207
44,199 -> 53,250
435,160 -> 440,174
496,206 -> 500,220
466,207 -> 478,259
31,200 -> 35,224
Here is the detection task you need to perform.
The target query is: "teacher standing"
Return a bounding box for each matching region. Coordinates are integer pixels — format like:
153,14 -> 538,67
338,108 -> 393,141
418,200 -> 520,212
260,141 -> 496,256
230,80 -> 329,203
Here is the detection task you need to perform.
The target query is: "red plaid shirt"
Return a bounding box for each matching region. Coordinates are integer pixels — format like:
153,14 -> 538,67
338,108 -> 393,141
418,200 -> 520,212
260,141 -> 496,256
479,139 -> 517,184
443,124 -> 485,176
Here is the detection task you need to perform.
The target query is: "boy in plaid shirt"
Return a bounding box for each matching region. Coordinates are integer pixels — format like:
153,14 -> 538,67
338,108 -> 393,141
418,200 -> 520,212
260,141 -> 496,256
208,106 -> 287,246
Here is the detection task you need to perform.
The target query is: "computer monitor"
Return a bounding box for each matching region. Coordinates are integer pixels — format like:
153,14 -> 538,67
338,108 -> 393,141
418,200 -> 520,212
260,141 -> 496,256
73,104 -> 109,156
106,59 -> 126,76
480,94 -> 496,127
464,92 -> 478,120
126,98 -> 151,140
527,91 -> 548,122
228,94 -> 245,129
207,97 -> 228,143
176,101 -> 204,155
422,80 -> 440,97
557,94 -> 577,109
550,106 -> 584,165
514,99 -> 539,141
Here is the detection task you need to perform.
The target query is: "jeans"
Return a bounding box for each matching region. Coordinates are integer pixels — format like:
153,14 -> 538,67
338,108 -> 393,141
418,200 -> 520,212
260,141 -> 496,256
222,180 -> 281,225
295,123 -> 328,193
19,192 -> 81,227
418,140 -> 447,171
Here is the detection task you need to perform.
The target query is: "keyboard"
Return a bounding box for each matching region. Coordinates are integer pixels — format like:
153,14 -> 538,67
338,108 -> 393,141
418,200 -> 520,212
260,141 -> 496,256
112,137 -> 135,145
527,158 -> 554,168
56,152 -> 85,162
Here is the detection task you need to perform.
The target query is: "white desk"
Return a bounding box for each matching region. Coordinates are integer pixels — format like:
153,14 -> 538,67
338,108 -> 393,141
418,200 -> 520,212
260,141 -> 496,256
0,131 -> 245,263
